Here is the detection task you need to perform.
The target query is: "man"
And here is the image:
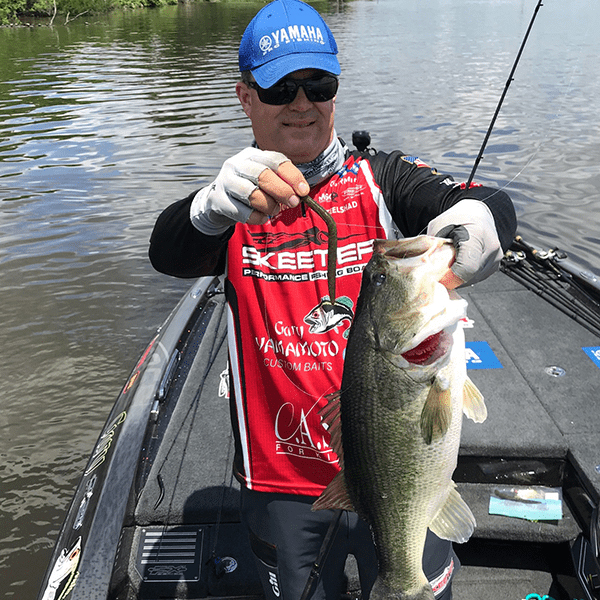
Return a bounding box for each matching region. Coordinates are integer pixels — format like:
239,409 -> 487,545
149,1 -> 517,598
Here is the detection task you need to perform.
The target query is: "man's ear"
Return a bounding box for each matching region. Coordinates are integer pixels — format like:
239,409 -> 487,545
236,81 -> 252,118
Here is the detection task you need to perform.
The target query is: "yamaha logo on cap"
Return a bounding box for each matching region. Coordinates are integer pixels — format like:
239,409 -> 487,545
258,24 -> 326,56
239,0 -> 341,89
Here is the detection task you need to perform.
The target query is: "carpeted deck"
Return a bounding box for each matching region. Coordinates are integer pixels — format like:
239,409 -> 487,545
130,267 -> 599,598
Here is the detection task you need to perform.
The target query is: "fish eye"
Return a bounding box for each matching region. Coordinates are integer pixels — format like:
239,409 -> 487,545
373,272 -> 386,286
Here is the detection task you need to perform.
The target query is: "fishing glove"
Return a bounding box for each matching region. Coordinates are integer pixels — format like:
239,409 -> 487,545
427,199 -> 503,286
190,147 -> 289,236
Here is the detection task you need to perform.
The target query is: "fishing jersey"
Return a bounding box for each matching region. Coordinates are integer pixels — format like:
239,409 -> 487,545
148,146 -> 516,496
226,155 -> 400,495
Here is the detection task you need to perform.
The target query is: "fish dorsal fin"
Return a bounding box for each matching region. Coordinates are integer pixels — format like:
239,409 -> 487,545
420,375 -> 453,445
429,482 -> 476,544
335,295 -> 354,310
462,376 -> 487,423
313,391 -> 355,513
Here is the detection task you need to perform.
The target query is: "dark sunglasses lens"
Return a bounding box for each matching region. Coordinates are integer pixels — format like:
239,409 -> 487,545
255,76 -> 338,105
304,77 -> 339,102
256,81 -> 295,105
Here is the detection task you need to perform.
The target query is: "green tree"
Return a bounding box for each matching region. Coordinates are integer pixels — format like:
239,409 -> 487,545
1,0 -> 27,23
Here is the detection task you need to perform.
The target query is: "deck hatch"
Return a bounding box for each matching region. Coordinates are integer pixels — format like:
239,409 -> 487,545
136,527 -> 204,582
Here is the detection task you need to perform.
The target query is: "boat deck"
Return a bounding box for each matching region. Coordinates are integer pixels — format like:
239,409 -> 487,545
39,260 -> 600,600
460,270 -> 600,500
454,270 -> 600,600
119,267 -> 599,599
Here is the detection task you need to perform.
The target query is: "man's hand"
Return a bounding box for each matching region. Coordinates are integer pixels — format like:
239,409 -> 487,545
190,147 -> 310,235
427,199 -> 504,288
247,158 -> 310,224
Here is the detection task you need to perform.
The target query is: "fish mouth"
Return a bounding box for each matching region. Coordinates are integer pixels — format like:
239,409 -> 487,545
400,292 -> 467,367
400,330 -> 450,366
373,236 -> 452,260
397,291 -> 467,367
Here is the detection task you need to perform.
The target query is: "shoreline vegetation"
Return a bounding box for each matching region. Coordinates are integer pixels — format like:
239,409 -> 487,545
0,0 -> 255,26
1,0 -> 176,26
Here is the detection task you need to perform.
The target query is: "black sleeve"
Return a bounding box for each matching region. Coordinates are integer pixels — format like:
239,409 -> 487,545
149,191 -> 234,278
366,150 -> 517,251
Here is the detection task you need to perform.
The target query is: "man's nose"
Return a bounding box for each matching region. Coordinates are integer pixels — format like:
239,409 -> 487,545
288,86 -> 312,110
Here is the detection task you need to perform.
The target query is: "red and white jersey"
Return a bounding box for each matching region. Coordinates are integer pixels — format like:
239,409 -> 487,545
226,155 -> 399,496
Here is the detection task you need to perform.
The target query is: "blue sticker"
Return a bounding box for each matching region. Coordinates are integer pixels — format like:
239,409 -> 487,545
465,341 -> 503,370
583,346 -> 600,369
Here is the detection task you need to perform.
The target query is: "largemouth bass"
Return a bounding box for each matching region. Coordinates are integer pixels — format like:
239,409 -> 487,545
313,235 -> 487,600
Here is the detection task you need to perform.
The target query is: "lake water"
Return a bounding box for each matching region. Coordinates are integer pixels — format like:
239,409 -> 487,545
1,0 -> 599,596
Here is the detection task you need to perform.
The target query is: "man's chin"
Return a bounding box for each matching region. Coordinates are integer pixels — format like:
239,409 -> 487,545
280,132 -> 327,164
256,126 -> 331,164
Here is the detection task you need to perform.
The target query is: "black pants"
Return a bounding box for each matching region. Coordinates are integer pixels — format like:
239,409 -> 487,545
240,487 -> 457,600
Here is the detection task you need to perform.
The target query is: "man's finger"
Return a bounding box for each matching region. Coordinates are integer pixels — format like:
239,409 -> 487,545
257,167 -> 302,208
276,161 -> 310,197
248,186 -> 283,216
247,209 -> 270,226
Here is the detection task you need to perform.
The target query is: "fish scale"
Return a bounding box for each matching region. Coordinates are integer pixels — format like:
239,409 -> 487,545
313,235 -> 487,600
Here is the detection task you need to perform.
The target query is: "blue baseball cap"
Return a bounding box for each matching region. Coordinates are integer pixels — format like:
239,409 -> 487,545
239,0 -> 341,89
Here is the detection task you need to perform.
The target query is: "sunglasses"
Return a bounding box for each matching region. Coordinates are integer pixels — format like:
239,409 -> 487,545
247,74 -> 339,106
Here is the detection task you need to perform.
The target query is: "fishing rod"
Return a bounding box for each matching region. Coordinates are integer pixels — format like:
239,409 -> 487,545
501,237 -> 600,338
466,0 -> 544,188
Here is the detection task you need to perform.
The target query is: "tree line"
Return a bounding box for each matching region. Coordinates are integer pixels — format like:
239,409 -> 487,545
1,0 -> 184,25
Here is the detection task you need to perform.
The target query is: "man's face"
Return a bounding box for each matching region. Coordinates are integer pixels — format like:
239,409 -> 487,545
236,69 -> 336,165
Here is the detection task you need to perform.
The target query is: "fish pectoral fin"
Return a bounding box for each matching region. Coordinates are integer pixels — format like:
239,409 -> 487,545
462,376 -> 487,423
315,390 -> 356,513
312,471 -> 355,512
320,390 -> 341,425
429,483 -> 476,544
320,391 -> 344,462
420,380 -> 452,445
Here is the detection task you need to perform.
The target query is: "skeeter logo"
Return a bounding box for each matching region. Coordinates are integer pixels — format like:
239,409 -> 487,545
73,473 -> 97,530
242,239 -> 373,272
